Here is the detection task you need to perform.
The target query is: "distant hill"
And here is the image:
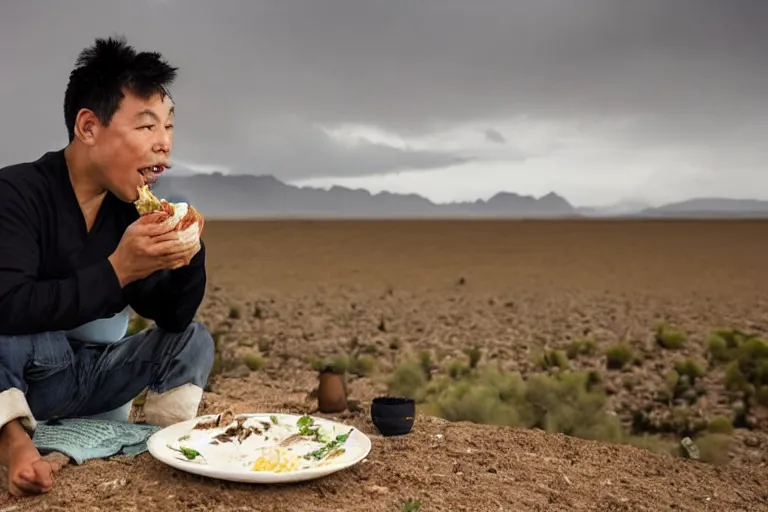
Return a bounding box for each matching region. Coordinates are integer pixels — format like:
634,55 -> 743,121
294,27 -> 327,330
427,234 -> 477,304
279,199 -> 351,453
151,173 -> 768,219
637,198 -> 768,218
151,173 -> 578,218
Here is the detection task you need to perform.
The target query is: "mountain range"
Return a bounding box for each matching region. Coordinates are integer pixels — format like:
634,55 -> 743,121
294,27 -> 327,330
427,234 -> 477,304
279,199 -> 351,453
150,172 -> 768,219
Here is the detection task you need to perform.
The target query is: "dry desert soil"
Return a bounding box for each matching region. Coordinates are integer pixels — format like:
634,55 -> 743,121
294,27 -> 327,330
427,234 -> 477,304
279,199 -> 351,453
3,219 -> 768,511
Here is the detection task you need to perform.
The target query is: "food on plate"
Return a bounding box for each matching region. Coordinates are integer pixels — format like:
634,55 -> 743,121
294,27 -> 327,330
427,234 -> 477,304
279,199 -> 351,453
251,448 -> 302,473
133,184 -> 203,244
165,413 -> 356,472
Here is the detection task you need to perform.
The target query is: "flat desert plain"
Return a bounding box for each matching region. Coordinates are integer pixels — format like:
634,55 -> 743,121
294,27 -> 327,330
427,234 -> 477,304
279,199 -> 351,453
3,219 -> 768,511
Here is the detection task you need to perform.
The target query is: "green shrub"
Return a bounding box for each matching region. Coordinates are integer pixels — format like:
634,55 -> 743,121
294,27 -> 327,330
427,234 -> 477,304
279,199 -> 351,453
605,344 -> 633,370
309,355 -> 349,374
655,323 -> 685,349
418,350 -> 434,377
524,372 -> 623,442
566,338 -> 596,359
706,333 -> 731,363
388,361 -> 621,442
386,357 -> 740,465
674,359 -> 706,385
715,334 -> 768,413
464,346 -> 482,368
400,498 -> 422,512
707,416 -> 733,435
349,355 -> 376,377
536,350 -> 568,371
448,360 -> 471,379
387,360 -> 428,399
694,433 -> 733,466
625,434 -> 678,457
664,407 -> 708,438
242,352 -> 266,371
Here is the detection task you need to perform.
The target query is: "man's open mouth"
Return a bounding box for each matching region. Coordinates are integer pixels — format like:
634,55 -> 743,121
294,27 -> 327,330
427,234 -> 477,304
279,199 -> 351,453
139,165 -> 166,186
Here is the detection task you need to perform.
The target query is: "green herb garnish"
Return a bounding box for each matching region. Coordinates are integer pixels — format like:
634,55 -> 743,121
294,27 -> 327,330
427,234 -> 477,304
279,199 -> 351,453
270,415 -> 279,425
302,429 -> 353,461
297,415 -> 318,436
167,444 -> 206,463
296,415 -> 334,443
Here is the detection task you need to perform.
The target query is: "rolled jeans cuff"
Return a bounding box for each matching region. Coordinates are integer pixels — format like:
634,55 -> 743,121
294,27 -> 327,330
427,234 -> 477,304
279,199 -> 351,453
0,388 -> 37,434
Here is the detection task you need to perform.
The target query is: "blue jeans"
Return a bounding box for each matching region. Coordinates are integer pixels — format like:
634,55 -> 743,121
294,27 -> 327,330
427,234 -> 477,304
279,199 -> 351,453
0,322 -> 214,431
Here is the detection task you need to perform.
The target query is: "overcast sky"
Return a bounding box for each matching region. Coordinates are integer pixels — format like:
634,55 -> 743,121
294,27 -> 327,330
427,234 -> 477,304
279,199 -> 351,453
1,0 -> 766,207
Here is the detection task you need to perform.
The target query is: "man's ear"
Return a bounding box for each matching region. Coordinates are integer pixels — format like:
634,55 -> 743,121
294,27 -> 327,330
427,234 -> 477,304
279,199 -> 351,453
73,108 -> 100,145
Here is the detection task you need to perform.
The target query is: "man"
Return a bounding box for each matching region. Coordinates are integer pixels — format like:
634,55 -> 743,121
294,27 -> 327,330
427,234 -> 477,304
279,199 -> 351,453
0,36 -> 214,497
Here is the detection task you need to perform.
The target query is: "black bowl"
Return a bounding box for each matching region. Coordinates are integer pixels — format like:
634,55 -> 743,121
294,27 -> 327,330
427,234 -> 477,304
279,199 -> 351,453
371,396 -> 415,436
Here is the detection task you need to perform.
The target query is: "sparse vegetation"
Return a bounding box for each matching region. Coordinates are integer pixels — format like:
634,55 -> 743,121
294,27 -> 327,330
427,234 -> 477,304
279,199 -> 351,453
388,359 -> 623,442
655,322 -> 686,349
674,359 -> 705,383
349,355 -> 376,377
566,338 -> 597,359
464,346 -> 482,368
605,343 -> 633,370
228,306 -> 241,319
707,416 -> 734,435
448,359 -> 471,379
242,352 -> 266,371
386,351 -> 737,465
536,349 -> 568,371
310,355 -> 350,375
400,498 -> 422,512
694,433 -> 733,466
55,220 -> 768,508
705,329 -> 768,423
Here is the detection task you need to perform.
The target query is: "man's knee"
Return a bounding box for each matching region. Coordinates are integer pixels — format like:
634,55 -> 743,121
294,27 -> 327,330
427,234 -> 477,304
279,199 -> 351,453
183,321 -> 215,370
0,332 -> 72,432
143,322 -> 213,427
0,332 -> 72,389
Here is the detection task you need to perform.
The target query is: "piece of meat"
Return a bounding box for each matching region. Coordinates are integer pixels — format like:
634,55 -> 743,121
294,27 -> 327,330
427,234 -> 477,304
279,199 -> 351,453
178,205 -> 201,231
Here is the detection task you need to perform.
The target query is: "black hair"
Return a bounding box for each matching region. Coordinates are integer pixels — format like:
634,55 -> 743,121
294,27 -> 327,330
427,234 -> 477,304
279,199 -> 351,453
63,35 -> 178,142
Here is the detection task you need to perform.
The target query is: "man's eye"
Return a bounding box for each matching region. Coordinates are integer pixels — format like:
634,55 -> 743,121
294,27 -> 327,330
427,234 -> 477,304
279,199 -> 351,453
139,125 -> 154,131
165,124 -> 174,130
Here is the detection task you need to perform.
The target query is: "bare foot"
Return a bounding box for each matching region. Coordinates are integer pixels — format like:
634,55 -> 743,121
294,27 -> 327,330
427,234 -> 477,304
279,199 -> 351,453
1,420 -> 66,497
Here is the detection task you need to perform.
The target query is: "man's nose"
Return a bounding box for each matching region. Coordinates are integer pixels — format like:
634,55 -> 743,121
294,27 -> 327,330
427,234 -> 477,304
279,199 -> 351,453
154,129 -> 172,153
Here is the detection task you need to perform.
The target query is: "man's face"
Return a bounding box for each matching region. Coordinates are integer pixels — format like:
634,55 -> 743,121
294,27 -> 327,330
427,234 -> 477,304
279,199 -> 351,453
89,89 -> 175,202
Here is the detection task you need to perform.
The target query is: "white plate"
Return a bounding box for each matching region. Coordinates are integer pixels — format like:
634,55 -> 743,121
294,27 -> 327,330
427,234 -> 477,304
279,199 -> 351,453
146,412 -> 372,483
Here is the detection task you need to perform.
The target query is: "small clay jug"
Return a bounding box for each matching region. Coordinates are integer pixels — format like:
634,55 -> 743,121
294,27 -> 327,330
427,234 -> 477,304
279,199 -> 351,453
318,370 -> 348,413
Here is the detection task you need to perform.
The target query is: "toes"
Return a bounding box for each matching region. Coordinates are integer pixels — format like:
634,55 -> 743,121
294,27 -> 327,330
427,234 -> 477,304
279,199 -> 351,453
42,452 -> 70,472
32,461 -> 54,488
16,466 -> 36,482
9,476 -> 49,497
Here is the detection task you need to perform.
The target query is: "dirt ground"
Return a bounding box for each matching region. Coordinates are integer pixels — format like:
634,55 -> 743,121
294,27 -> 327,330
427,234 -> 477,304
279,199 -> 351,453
3,219 -> 768,511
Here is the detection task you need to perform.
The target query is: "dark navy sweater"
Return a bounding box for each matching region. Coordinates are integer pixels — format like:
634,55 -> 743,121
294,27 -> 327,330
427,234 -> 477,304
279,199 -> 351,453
0,149 -> 206,335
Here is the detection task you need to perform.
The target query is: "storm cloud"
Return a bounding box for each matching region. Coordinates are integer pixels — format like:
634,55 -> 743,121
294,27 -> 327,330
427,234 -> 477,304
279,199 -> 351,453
0,0 -> 766,204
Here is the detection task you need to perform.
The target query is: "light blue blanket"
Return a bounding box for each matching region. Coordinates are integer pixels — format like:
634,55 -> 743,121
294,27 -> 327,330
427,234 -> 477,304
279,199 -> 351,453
32,418 -> 161,465
31,308 -> 158,464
